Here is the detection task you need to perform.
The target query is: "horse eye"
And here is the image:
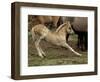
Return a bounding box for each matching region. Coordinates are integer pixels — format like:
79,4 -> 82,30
69,27 -> 71,30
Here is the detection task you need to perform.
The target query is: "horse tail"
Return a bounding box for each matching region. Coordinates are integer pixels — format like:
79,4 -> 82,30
31,28 -> 36,42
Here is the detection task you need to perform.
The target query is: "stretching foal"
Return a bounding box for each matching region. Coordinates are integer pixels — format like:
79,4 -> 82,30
31,21 -> 82,58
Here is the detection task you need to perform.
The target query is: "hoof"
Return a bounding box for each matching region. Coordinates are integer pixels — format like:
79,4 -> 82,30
77,53 -> 82,56
39,55 -> 44,58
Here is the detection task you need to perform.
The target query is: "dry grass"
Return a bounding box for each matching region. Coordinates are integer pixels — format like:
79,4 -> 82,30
28,34 -> 87,66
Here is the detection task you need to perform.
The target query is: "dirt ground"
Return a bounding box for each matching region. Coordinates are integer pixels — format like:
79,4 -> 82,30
28,34 -> 87,66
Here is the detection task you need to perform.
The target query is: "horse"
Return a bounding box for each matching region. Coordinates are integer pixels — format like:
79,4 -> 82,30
31,21 -> 82,58
72,17 -> 88,51
36,16 -> 60,29
52,16 -> 60,28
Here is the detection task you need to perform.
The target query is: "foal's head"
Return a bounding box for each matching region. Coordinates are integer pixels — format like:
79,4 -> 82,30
65,21 -> 74,34
56,21 -> 74,34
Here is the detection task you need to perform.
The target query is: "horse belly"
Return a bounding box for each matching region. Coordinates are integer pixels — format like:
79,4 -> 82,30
45,34 -> 64,46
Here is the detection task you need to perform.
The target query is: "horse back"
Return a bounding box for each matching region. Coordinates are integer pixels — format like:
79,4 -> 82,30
32,24 -> 49,36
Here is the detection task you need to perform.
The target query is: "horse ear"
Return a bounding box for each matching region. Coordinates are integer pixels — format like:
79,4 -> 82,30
67,21 -> 71,25
65,21 -> 69,24
67,21 -> 70,24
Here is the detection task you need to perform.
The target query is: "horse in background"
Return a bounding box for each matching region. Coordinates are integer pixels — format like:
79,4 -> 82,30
36,16 -> 60,29
72,17 -> 88,51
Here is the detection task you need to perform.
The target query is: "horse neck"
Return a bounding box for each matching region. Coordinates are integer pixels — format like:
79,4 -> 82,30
55,23 -> 67,35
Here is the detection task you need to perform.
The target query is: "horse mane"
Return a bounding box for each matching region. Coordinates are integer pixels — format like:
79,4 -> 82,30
55,23 -> 67,32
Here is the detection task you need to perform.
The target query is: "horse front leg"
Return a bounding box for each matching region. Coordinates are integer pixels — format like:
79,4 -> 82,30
62,42 -> 82,56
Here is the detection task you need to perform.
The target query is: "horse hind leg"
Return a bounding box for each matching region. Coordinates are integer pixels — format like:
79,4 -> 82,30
35,41 -> 44,58
34,36 -> 45,58
38,36 -> 46,57
39,47 -> 46,56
